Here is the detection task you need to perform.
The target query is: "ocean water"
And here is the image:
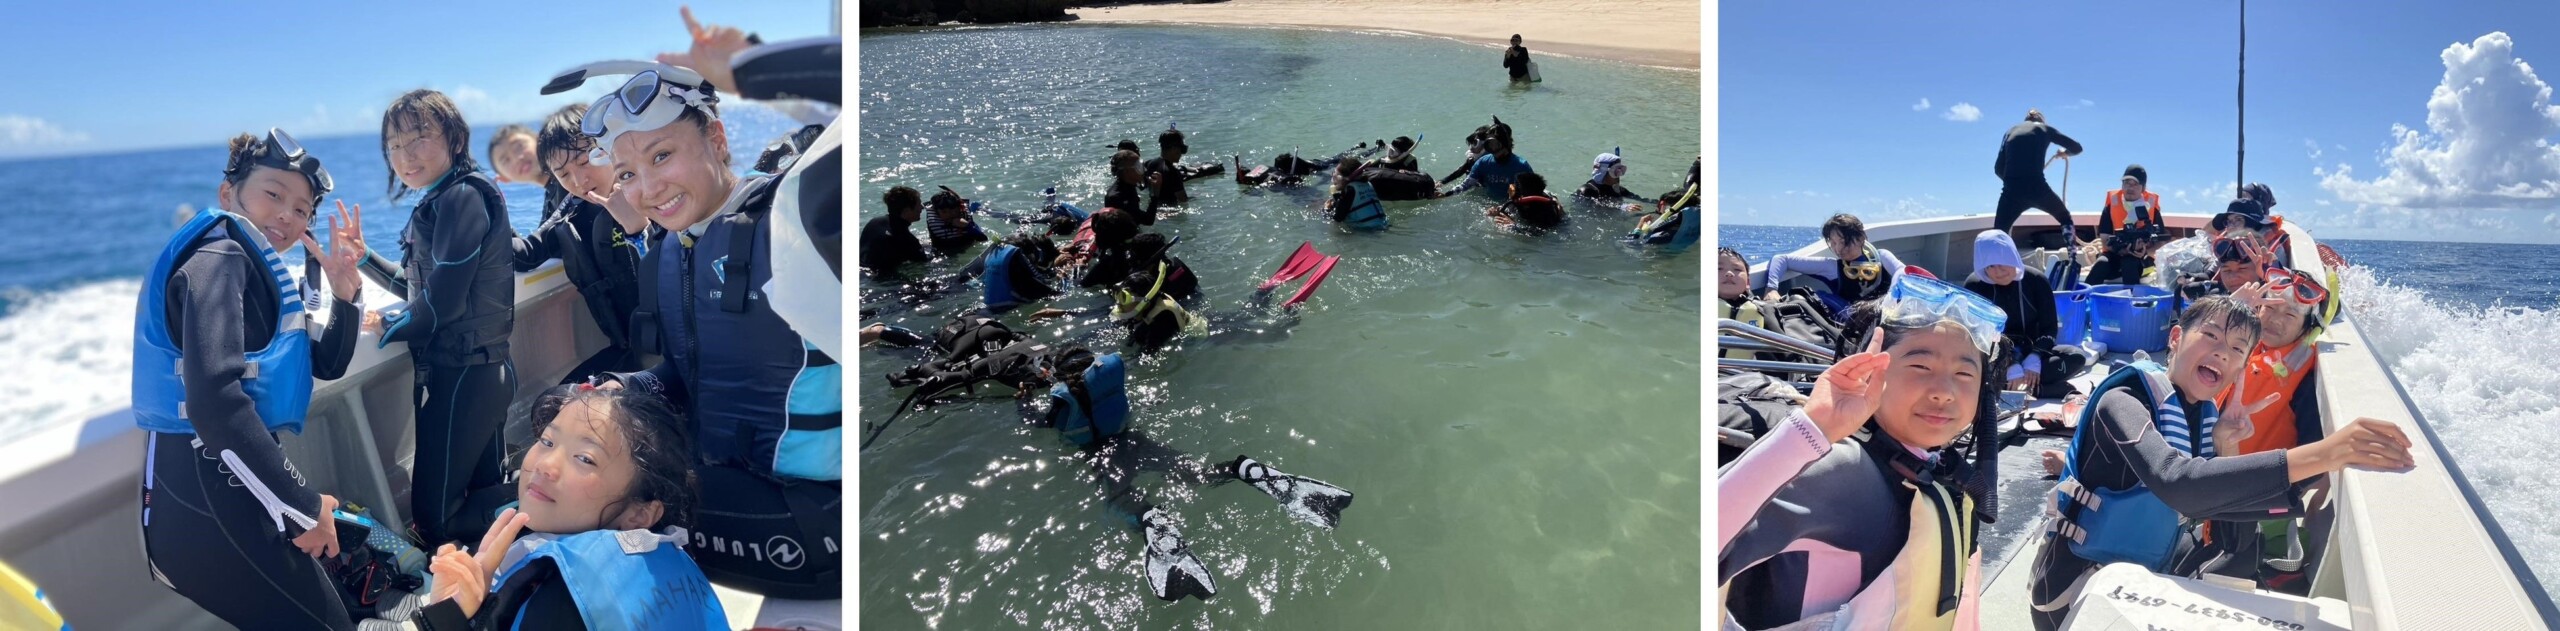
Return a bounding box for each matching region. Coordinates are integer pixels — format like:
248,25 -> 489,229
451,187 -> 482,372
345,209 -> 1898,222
0,105 -> 802,442
860,25 -> 1702,630
1723,223 -> 2560,597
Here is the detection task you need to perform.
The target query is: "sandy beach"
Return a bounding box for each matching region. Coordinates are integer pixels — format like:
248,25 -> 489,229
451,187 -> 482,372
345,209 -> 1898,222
1072,0 -> 1701,69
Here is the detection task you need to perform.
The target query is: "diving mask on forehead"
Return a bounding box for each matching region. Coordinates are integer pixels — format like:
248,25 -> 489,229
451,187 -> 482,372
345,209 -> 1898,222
541,61 -> 720,165
1882,274 -> 2009,356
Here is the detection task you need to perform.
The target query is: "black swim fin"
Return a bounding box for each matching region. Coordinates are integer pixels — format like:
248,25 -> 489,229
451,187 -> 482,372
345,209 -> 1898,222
1141,508 -> 1218,602
1229,455 -> 1354,530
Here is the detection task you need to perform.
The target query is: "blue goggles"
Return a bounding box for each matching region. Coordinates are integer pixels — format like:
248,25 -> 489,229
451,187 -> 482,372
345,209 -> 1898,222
1882,273 -> 2008,356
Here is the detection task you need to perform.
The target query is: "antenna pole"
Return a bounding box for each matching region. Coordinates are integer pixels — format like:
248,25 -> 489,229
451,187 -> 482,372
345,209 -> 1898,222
2238,0 -> 2247,196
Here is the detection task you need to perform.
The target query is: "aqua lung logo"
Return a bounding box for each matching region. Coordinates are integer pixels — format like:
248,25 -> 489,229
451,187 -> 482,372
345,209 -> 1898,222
767,536 -> 804,570
703,255 -> 764,303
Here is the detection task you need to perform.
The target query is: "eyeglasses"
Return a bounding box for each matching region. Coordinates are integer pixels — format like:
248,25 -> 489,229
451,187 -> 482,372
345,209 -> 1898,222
389,132 -> 442,160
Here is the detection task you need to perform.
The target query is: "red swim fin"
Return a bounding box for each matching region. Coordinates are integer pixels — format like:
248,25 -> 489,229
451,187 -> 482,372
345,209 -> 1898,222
1259,242 -> 1324,292
1280,255 -> 1340,309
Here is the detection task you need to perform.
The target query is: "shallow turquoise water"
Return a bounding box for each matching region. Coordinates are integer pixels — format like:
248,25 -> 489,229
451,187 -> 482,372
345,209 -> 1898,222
859,24 -> 1701,629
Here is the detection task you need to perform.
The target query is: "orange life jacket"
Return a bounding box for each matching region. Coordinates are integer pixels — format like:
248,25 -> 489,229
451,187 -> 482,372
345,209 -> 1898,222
2225,339 -> 2318,456
2106,189 -> 2163,232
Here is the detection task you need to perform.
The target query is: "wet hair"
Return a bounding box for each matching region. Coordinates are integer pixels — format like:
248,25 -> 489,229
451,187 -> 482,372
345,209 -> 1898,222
1111,149 -> 1141,176
2178,294 -> 2263,347
1088,208 -> 1140,250
1049,345 -> 1101,408
883,185 -> 923,214
1336,157 -> 1362,178
221,132 -> 322,205
380,89 -> 480,198
526,385 -> 700,530
1158,128 -> 1186,151
534,104 -> 594,177
1004,233 -> 1059,269
1513,172 -> 1548,198
1716,246 -> 1748,270
929,187 -> 966,211
1390,136 -> 1414,152
1821,213 -> 1867,244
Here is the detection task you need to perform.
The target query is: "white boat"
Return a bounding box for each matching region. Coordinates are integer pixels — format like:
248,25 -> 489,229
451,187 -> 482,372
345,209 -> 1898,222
1729,210 -> 2558,629
0,255 -> 820,629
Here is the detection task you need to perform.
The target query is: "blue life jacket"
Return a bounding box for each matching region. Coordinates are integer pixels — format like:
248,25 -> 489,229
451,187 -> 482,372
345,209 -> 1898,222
982,244 -> 1028,310
2050,361 -> 2219,571
1341,182 -> 1389,230
132,208 -> 313,435
1049,354 -> 1129,446
642,175 -> 841,481
492,528 -> 726,631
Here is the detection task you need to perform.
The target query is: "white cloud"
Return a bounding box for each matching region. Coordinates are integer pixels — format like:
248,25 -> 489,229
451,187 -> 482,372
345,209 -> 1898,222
1944,102 -> 1982,122
2319,32 -> 2560,211
2063,98 -> 2096,110
420,82 -> 610,127
2305,138 -> 2323,161
0,115 -> 90,149
1913,98 -> 1931,111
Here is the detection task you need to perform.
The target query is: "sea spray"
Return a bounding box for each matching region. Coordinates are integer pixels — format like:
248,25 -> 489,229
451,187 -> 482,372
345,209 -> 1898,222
2339,264 -> 2560,583
0,279 -> 142,440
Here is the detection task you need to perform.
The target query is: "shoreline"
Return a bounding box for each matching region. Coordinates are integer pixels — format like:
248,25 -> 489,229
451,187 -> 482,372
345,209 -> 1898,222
1069,0 -> 1700,70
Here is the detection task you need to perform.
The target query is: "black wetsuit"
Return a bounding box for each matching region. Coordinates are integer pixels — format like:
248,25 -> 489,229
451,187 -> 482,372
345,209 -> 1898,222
2027,387 -> 2307,631
1503,45 -> 1531,80
858,214 -> 931,278
411,557 -> 584,629
2086,252 -> 2149,287
143,235 -> 363,631
511,196 -> 646,383
1143,157 -> 1191,213
381,170 -> 518,547
1577,180 -> 1639,202
1993,121 -> 2084,232
1106,180 -> 1147,224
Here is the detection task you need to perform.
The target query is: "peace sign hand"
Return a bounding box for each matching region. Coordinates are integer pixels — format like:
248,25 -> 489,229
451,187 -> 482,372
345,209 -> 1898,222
1805,329 -> 1890,444
309,201 -> 366,303
474,508 -> 533,586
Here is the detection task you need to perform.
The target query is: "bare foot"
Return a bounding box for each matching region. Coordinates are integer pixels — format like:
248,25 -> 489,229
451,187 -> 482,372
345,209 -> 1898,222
2041,449 -> 2069,476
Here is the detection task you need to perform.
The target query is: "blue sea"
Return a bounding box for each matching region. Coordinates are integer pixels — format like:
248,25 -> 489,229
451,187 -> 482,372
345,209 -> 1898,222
0,104 -> 802,441
860,24 -> 1701,631
1723,222 -> 2560,596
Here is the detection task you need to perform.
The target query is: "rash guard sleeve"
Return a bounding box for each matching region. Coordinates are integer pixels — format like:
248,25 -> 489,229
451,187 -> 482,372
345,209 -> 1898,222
2087,389 -> 2298,520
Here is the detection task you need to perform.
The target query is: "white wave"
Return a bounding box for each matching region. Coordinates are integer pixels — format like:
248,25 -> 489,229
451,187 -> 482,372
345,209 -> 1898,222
0,279 -> 140,443
2338,265 -> 2560,581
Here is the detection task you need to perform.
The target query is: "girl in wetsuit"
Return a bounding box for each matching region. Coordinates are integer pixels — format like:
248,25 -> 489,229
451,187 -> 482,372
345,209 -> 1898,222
1719,274 -> 2009,630
512,103 -> 653,384
374,90 -> 520,547
413,385 -> 724,629
135,129 -> 369,629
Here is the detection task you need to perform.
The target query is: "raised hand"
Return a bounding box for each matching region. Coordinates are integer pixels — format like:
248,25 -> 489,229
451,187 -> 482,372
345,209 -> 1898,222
311,201 -> 366,302
473,508 -> 533,587
1805,330 -> 1890,443
428,543 -> 488,619
655,6 -> 751,96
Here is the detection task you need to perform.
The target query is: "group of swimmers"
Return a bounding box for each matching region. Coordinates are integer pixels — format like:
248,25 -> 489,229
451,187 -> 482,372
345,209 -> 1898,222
855,99 -> 1697,601
133,8 -> 843,629
1717,113 -> 2423,629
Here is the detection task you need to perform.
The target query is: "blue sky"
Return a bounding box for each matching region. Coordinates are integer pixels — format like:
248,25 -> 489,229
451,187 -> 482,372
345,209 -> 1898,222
0,1 -> 834,160
1722,0 -> 2560,243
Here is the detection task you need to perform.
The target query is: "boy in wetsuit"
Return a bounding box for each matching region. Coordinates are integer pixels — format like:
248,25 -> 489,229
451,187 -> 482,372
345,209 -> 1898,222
860,186 -> 931,277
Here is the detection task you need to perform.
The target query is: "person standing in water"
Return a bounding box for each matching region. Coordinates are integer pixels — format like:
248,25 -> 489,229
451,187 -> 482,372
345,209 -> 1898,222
512,103 -> 651,384
375,89 -> 519,547
133,128 -> 371,629
1143,127 -> 1195,216
1992,109 -> 2083,237
1503,34 -> 1531,81
570,61 -> 845,599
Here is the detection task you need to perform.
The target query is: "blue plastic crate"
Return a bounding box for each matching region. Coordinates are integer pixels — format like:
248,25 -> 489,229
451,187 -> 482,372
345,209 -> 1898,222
2089,284 -> 2175,352
2055,286 -> 2094,346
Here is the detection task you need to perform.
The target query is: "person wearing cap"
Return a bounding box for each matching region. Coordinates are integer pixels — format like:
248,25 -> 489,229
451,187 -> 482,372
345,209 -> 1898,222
133,129 -> 373,628
1504,35 -> 1531,81
2211,197 -> 2292,269
2098,164 -> 2163,237
1965,230 -> 2082,397
1576,150 -> 1638,201
924,187 -> 990,257
1992,109 -> 2085,237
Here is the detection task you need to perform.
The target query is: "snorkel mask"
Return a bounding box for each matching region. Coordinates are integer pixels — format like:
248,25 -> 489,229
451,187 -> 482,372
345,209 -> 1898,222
541,61 -> 721,166
1590,149 -> 1625,187
225,127 -> 333,205
1881,274 -> 2009,358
